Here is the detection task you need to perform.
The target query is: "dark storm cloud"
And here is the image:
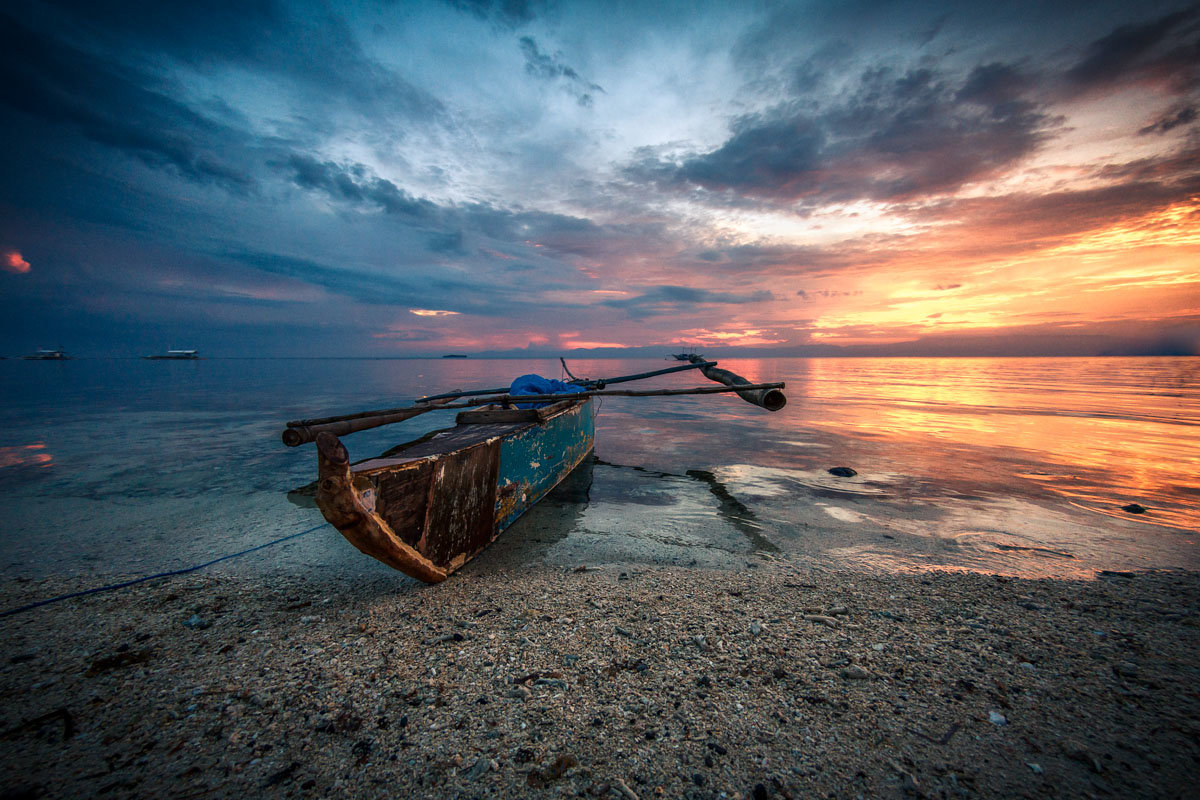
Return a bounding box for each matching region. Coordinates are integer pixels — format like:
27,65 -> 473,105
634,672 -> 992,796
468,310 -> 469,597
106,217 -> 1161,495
227,251 -> 419,306
1090,143 -> 1200,184
284,156 -> 437,217
1,0 -> 449,216
374,328 -> 441,342
225,240 -> 591,318
916,13 -> 951,47
890,151 -> 1200,259
796,289 -> 864,300
664,112 -> 826,197
1139,104 -> 1198,134
444,0 -> 541,26
280,151 -> 663,278
957,62 -> 1037,106
1064,5 -> 1200,96
635,62 -> 1053,205
518,36 -> 605,106
456,202 -> 637,260
674,241 -> 866,278
0,13 -> 254,192
227,249 -> 519,315
661,140 -> 1199,280
39,0 -> 283,60
601,285 -> 775,318
39,0 -> 444,124
428,230 -> 468,254
634,6 -> 1199,211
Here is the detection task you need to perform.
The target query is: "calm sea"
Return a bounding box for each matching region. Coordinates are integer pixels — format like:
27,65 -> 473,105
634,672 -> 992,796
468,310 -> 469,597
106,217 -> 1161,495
0,356 -> 1196,581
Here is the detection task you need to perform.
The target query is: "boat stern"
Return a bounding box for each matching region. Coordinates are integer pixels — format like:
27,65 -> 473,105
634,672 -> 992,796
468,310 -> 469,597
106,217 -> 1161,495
314,432 -> 449,583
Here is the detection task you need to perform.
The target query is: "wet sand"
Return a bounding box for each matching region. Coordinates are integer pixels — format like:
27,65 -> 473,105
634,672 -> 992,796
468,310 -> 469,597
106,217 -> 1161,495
2,560 -> 1197,799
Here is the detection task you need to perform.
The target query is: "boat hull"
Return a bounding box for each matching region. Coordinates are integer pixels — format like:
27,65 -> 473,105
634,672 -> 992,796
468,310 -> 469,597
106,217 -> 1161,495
314,398 -> 593,582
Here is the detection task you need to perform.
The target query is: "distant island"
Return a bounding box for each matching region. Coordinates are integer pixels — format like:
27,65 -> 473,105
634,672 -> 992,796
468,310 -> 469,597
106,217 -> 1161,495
441,354 -> 469,358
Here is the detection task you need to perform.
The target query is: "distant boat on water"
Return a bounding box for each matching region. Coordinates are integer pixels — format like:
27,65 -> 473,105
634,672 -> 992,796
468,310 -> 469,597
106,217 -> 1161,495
441,354 -> 470,358
22,348 -> 72,361
668,349 -> 701,361
144,349 -> 200,360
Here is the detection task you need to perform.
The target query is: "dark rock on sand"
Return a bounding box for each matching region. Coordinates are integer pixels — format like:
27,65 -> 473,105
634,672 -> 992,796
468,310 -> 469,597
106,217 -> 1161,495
828,467 -> 857,477
1121,503 -> 1147,514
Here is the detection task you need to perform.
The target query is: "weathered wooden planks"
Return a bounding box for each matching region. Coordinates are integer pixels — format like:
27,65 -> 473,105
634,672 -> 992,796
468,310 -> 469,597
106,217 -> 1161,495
312,399 -> 594,582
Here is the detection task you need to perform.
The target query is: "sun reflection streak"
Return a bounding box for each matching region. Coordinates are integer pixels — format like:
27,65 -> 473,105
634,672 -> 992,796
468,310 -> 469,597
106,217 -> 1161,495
793,358 -> 1200,533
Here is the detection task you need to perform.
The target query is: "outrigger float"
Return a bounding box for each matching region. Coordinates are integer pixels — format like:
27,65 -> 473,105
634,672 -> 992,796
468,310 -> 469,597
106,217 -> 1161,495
282,357 -> 785,583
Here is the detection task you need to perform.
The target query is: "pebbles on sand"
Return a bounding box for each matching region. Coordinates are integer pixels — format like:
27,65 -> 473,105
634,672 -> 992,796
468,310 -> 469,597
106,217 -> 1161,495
1,564 -> 1197,798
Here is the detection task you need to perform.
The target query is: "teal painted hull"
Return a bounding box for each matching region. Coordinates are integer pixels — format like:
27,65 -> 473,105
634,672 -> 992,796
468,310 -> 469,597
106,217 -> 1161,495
315,398 -> 594,581
495,398 -> 595,532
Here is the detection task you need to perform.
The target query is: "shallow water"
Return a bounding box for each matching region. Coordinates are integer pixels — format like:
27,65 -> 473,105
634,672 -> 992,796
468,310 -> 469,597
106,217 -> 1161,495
0,356 -> 1196,581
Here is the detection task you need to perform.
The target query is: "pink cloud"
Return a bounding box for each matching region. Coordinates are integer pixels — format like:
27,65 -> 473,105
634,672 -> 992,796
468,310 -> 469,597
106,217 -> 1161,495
4,251 -> 31,274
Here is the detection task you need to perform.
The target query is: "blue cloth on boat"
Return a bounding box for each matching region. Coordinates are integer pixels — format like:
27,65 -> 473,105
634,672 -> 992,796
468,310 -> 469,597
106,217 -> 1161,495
509,374 -> 586,409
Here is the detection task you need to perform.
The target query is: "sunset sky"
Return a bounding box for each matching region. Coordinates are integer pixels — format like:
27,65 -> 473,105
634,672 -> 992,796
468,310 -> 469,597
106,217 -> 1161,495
1,0 -> 1197,357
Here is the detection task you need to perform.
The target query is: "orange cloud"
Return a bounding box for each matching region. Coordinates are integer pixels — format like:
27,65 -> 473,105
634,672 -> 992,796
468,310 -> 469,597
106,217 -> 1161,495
4,251 -> 30,274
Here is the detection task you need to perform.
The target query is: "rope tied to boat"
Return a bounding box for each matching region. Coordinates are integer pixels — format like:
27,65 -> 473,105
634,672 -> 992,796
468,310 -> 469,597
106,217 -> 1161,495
0,523 -> 326,618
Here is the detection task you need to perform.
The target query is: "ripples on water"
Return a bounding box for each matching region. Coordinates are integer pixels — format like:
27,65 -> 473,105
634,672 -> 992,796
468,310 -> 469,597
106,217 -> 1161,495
0,356 -> 1195,580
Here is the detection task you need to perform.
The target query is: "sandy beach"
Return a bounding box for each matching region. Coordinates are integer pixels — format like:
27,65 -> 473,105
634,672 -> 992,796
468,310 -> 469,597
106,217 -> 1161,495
2,560 -> 1197,799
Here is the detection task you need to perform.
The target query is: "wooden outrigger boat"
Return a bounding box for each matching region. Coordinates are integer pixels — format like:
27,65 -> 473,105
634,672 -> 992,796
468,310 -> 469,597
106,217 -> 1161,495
283,358 -> 785,583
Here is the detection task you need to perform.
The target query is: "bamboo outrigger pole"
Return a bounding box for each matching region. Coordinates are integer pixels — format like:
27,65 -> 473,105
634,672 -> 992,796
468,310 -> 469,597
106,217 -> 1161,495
286,360 -> 717,433
282,382 -> 785,446
415,360 -> 719,403
281,396 -> 456,447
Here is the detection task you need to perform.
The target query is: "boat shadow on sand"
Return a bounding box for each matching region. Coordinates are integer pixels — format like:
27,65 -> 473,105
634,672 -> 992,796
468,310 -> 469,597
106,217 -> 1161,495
287,452 -> 776,568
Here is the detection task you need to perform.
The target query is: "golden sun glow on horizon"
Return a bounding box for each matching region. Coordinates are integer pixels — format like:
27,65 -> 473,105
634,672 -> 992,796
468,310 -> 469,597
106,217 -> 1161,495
561,339 -> 628,349
790,195 -> 1200,343
678,328 -> 788,347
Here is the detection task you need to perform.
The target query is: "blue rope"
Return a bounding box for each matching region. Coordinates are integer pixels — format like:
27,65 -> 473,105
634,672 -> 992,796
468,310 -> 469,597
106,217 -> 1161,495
0,523 -> 326,618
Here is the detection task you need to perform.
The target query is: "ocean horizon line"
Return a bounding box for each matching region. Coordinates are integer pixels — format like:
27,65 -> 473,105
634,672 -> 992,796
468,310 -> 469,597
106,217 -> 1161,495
3,352 -> 1197,361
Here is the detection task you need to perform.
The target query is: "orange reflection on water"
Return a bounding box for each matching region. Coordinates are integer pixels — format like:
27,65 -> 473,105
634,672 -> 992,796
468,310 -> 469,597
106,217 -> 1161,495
0,442 -> 53,469
777,357 -> 1200,531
